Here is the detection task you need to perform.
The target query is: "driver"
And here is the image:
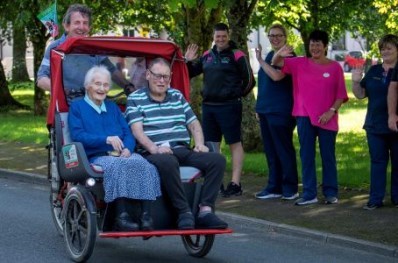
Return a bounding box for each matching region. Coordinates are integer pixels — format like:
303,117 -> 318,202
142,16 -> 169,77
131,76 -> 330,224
37,4 -> 135,103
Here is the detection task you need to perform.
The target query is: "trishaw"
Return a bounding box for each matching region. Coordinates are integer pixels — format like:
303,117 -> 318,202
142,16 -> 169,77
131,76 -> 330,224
46,36 -> 232,262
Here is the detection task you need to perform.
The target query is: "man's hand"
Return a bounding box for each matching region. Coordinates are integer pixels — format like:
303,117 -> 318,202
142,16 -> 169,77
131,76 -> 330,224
184,44 -> 198,62
193,144 -> 209,153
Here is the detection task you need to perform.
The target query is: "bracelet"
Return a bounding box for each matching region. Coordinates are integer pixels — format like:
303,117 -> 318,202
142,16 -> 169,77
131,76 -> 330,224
330,107 -> 337,113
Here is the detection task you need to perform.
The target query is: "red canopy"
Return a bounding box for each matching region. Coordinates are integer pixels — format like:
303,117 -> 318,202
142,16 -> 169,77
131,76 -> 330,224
47,36 -> 190,126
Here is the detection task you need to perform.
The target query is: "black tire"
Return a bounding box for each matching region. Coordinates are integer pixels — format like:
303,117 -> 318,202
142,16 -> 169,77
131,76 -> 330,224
63,187 -> 97,262
50,193 -> 64,236
181,234 -> 215,258
49,128 -> 64,236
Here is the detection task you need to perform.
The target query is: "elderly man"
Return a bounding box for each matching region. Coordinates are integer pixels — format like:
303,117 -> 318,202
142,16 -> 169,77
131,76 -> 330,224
125,58 -> 228,229
37,4 -> 134,102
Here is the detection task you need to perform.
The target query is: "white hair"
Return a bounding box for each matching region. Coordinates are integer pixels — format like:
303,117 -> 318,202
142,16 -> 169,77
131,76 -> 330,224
84,65 -> 111,89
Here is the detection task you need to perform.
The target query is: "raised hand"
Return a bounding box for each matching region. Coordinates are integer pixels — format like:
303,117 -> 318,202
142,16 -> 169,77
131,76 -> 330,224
255,44 -> 263,61
276,45 -> 294,58
184,44 -> 198,62
351,66 -> 364,83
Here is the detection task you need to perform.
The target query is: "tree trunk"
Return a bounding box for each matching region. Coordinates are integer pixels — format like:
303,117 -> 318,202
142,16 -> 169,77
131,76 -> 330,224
227,0 -> 262,152
0,60 -> 29,109
29,4 -> 49,116
12,23 -> 30,82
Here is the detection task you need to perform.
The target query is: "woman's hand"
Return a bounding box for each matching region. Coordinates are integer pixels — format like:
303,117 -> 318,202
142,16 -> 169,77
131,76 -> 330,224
275,45 -> 294,58
184,44 -> 198,62
120,148 -> 131,158
318,110 -> 335,125
351,66 -> 364,83
255,44 -> 263,61
106,136 -> 124,152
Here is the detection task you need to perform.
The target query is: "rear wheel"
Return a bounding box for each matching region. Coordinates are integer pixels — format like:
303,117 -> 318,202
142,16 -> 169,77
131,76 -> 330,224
50,192 -> 64,236
63,187 -> 97,262
181,234 -> 215,258
49,128 -> 64,236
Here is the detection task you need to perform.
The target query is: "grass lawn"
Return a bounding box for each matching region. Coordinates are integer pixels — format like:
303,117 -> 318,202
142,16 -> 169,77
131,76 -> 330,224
0,75 -> 385,189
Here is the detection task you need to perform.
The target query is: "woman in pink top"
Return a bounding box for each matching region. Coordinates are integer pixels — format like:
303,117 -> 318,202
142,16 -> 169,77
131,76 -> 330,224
262,30 -> 348,206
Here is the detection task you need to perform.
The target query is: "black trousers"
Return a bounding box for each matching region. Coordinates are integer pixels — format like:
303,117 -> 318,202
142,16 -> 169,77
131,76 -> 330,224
145,147 -> 225,214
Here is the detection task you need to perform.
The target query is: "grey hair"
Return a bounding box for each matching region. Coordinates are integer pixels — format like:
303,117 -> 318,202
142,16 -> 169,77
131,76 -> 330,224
63,4 -> 92,25
147,57 -> 171,70
84,65 -> 111,89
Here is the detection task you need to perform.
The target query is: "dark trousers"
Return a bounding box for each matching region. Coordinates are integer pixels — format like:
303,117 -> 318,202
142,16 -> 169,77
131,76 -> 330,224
258,113 -> 298,196
145,147 -> 225,214
366,132 -> 398,205
297,117 -> 338,200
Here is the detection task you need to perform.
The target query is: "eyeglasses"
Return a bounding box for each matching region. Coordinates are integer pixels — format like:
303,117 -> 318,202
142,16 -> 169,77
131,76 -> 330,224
148,69 -> 171,81
268,34 -> 285,39
93,81 -> 110,88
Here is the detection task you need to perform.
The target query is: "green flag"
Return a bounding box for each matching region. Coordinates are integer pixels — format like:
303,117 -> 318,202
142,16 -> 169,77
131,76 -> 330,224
37,3 -> 59,38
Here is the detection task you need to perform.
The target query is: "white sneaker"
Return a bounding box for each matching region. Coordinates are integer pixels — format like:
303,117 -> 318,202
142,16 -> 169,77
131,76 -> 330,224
255,190 -> 282,199
281,193 -> 299,200
295,197 -> 318,206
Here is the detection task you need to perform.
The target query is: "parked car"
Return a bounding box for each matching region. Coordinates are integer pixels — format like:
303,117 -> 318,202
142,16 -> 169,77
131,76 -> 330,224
343,51 -> 365,72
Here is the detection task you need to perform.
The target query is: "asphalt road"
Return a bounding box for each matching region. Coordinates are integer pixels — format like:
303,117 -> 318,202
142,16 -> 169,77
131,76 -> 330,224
0,176 -> 396,263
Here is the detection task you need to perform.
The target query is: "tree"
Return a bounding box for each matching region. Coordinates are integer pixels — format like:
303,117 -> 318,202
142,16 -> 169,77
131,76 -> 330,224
253,0 -> 373,56
12,21 -> 30,82
0,60 -> 29,109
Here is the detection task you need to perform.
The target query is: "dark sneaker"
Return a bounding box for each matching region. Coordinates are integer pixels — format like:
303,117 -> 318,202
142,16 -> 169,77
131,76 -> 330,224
324,196 -> 338,205
222,182 -> 243,197
196,213 -> 228,229
219,183 -> 225,194
363,203 -> 383,211
177,212 -> 195,230
255,189 -> 282,199
295,197 -> 318,206
281,192 -> 299,200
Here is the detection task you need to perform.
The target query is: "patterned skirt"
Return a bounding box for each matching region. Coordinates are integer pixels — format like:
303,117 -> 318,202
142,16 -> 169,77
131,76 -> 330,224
93,153 -> 161,203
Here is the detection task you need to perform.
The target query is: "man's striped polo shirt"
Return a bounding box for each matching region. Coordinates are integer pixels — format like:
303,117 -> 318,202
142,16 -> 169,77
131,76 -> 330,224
125,87 -> 197,153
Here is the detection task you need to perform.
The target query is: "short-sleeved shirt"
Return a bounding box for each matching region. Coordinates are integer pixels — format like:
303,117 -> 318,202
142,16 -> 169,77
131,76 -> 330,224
360,64 -> 394,134
256,50 -> 294,115
391,63 -> 398,81
282,57 -> 348,131
37,34 -> 116,97
125,87 -> 197,153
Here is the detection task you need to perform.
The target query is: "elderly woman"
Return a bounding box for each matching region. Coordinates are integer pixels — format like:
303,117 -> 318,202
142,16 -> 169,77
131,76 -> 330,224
68,65 -> 161,231
352,34 -> 398,210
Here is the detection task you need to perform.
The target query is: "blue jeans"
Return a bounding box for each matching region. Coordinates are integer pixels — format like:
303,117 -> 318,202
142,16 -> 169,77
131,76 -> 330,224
297,117 -> 338,200
366,132 -> 398,205
258,113 -> 298,196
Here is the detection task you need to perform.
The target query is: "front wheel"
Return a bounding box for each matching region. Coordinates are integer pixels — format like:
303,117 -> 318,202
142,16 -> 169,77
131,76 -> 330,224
181,234 -> 215,258
63,187 -> 97,262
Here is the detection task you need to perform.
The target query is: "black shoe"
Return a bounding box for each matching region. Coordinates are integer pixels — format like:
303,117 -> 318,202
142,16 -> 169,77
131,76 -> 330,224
177,212 -> 195,230
140,212 -> 153,231
363,202 -> 383,210
219,183 -> 225,194
196,213 -> 228,229
114,212 -> 140,231
222,182 -> 242,197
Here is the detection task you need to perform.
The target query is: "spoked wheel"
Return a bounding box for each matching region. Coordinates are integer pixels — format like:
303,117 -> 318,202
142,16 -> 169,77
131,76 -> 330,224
50,192 -> 64,236
63,187 -> 97,262
181,234 -> 215,258
49,128 -> 64,236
